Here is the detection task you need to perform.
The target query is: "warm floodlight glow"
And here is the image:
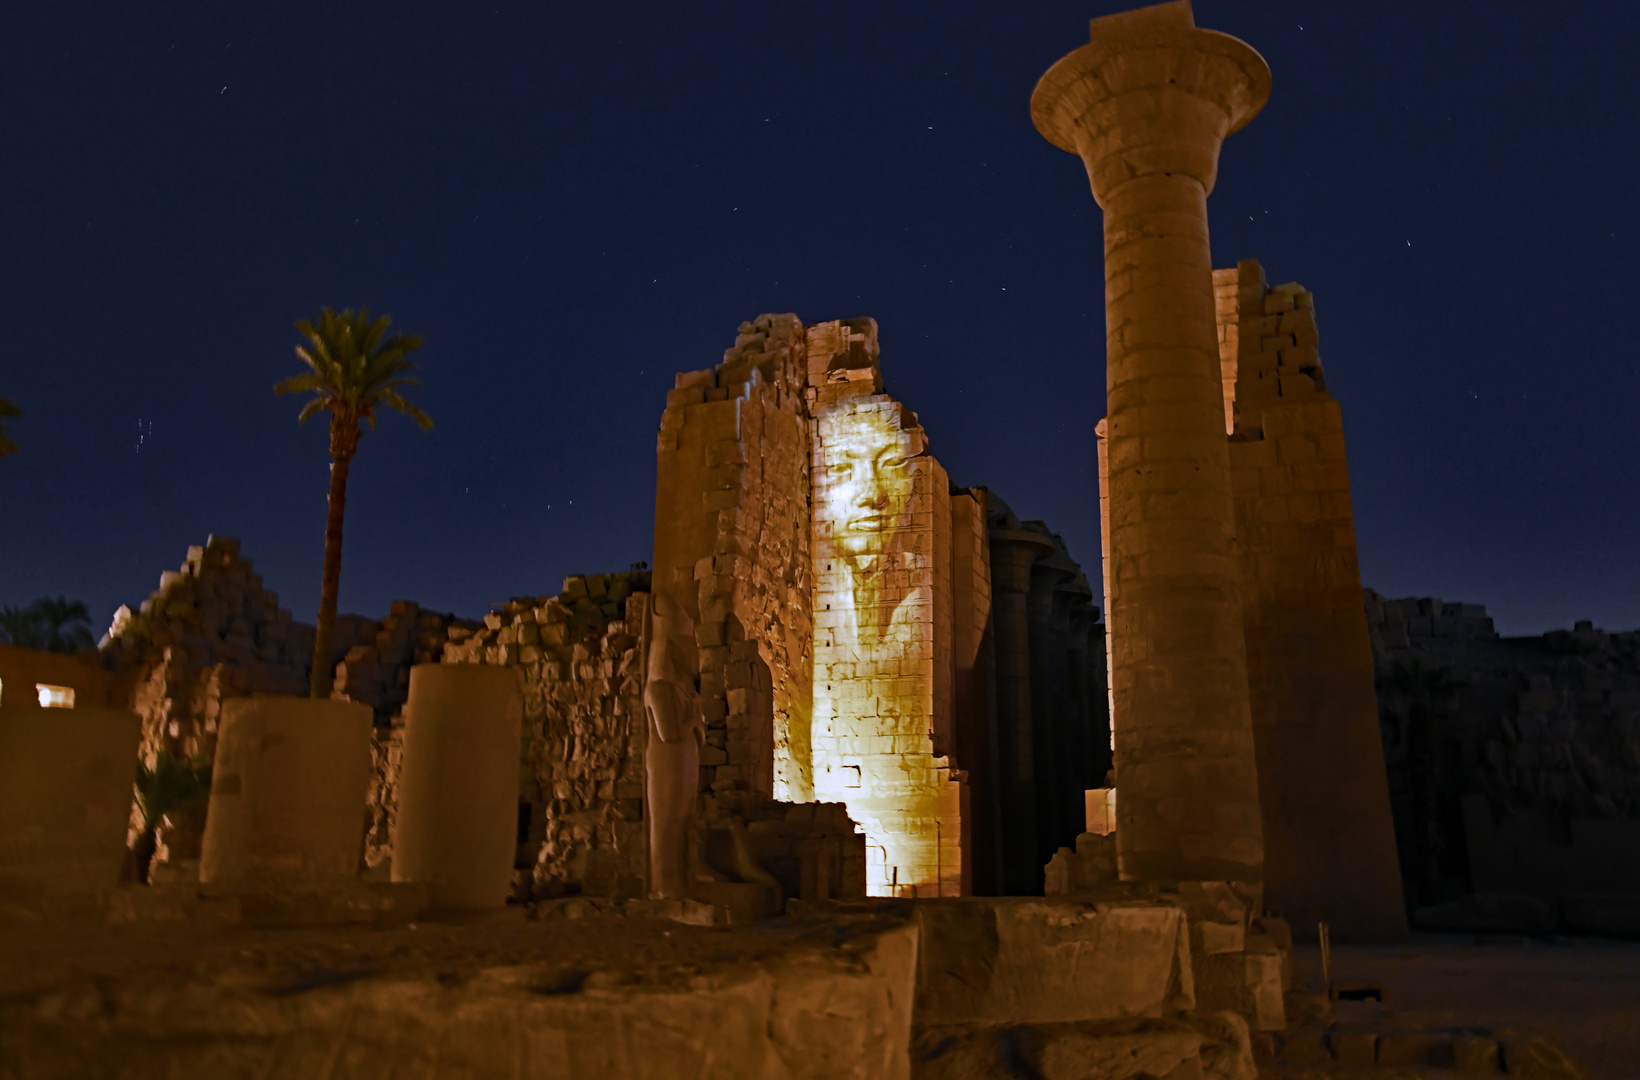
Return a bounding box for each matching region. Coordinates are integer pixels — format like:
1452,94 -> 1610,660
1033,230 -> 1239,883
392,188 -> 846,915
812,396 -> 962,897
37,684 -> 75,709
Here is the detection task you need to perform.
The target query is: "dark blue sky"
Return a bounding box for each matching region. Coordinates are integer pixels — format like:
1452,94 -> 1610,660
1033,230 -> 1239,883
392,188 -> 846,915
2,2 -> 1636,637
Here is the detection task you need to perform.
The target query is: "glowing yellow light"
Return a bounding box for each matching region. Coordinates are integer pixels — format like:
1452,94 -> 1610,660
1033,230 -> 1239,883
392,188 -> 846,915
36,684 -> 74,709
812,397 -> 962,897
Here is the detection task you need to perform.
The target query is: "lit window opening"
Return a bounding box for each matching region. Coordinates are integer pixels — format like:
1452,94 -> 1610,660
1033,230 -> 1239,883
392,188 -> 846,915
37,684 -> 75,708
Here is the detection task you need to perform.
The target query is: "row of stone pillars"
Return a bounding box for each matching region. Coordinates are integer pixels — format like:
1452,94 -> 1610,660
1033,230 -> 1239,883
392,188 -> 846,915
986,497 -> 1112,896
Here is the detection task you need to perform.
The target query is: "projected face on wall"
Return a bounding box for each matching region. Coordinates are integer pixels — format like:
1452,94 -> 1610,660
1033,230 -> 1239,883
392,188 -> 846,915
819,406 -> 913,561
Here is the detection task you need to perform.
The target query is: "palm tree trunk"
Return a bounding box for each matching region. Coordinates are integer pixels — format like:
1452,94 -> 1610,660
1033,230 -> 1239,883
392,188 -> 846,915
310,417 -> 358,698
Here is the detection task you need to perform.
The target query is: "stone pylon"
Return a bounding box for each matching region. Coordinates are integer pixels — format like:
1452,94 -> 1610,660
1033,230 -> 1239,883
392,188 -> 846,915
1032,1 -> 1269,883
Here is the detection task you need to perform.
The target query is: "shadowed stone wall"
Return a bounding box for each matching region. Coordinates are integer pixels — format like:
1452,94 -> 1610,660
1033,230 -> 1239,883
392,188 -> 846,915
1367,595 -> 1640,917
1217,260 -> 1407,940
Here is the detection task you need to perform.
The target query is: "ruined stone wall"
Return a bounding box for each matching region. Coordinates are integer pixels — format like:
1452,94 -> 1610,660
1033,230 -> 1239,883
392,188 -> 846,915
808,318 -> 964,898
654,313 -> 814,812
439,572 -> 651,897
1365,593 -> 1640,906
1217,260 -> 1406,939
101,536 -> 309,769
98,535 -> 476,873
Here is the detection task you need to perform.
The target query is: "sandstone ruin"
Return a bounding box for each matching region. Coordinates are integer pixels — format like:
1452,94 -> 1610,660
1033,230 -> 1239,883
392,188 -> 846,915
0,2 -> 1629,1075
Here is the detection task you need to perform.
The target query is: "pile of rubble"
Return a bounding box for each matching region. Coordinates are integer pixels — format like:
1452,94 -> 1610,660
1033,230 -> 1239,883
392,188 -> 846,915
100,536 -> 310,767
439,569 -> 653,897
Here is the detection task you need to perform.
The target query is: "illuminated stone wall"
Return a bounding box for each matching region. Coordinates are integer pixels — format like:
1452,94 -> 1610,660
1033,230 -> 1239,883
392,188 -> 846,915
807,318 -> 965,897
649,313 -> 1108,899
654,313 -> 815,812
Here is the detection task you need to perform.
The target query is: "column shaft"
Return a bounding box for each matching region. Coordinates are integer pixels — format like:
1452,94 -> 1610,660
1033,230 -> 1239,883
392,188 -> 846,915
1103,174 -> 1262,882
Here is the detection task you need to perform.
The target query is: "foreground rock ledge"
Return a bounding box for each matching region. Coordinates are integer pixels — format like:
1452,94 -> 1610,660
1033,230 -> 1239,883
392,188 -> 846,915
0,904 -> 916,1080
0,896 -> 1258,1079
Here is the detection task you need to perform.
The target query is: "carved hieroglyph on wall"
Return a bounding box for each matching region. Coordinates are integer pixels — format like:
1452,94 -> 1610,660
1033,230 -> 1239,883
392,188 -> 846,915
809,340 -> 963,897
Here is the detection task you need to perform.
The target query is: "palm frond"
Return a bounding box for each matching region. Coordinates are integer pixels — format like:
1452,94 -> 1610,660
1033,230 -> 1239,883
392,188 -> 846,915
273,373 -> 322,396
276,306 -> 433,435
0,395 -> 18,458
379,388 -> 434,430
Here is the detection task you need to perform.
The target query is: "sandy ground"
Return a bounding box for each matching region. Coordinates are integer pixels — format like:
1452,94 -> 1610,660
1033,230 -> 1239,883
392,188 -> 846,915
1294,934 -> 1640,1079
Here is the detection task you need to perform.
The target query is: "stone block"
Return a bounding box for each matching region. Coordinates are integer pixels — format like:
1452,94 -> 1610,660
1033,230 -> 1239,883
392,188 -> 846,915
0,702 -> 142,911
200,697 -> 374,898
1328,1028 -> 1376,1064
1378,1030 -> 1453,1067
1502,1036 -> 1587,1079
1192,951 -> 1284,1032
914,899 -> 1193,1027
1277,1028 -> 1333,1065
1454,1035 -> 1502,1075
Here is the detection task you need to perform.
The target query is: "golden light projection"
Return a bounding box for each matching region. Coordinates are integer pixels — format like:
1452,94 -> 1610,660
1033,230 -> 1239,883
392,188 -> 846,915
812,395 -> 963,897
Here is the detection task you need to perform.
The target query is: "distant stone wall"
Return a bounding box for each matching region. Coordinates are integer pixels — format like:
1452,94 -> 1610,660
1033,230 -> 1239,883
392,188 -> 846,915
1365,592 -> 1640,906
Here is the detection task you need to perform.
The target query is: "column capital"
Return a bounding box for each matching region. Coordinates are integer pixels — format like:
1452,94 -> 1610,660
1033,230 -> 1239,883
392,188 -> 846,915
1030,0 -> 1269,203
989,530 -> 1055,594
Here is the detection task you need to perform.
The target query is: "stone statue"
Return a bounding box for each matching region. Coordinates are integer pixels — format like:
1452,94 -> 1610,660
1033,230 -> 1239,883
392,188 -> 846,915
644,591 -> 704,898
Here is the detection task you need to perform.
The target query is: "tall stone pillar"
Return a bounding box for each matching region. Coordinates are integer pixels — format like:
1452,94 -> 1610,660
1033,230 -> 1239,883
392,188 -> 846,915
1027,549 -> 1074,866
986,513 -> 1054,894
1032,0 -> 1270,883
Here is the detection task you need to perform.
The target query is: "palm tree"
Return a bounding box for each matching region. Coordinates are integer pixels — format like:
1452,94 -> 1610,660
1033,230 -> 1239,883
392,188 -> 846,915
275,307 -> 432,698
0,396 -> 19,458
0,596 -> 95,653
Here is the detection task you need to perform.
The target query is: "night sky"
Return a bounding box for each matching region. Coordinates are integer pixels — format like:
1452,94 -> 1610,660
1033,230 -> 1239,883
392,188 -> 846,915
2,2 -> 1636,638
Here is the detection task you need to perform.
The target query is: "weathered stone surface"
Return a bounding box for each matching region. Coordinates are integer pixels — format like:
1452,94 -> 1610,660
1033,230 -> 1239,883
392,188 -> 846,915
0,910 -> 918,1080
198,697 -> 373,897
1503,1036 -> 1588,1080
392,665 -> 524,909
1368,598 -> 1640,916
1454,1034 -> 1503,1075
1219,260 -> 1406,942
440,573 -> 652,897
0,700 -> 141,912
914,899 -> 1193,1027
1035,2 -> 1268,887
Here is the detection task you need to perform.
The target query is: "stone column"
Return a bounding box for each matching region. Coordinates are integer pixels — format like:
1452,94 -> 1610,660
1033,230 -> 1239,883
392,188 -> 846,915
1027,551 -> 1074,866
1032,0 -> 1270,883
392,666 -> 524,909
987,523 -> 1054,894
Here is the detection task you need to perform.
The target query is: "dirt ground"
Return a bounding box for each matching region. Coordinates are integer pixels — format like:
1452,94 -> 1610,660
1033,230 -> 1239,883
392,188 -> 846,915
1288,933 -> 1640,1079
